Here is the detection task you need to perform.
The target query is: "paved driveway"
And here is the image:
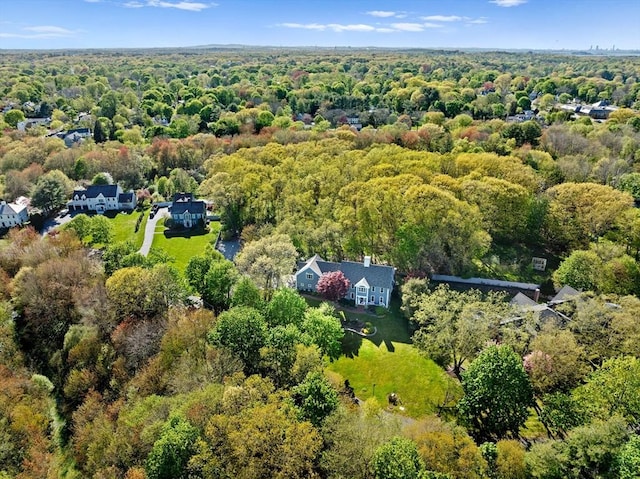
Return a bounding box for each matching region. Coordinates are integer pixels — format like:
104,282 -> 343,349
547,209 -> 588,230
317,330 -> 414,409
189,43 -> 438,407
139,207 -> 168,256
216,239 -> 241,261
40,211 -> 74,236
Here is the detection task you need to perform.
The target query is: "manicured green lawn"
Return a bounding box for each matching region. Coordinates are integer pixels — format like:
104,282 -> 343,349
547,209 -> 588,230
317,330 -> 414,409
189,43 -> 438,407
150,220 -> 221,272
323,299 -> 462,419
109,210 -> 148,249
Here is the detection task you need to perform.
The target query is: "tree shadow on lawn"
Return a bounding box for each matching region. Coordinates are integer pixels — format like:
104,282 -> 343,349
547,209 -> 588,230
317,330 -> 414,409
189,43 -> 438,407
163,227 -> 209,239
340,312 -> 412,358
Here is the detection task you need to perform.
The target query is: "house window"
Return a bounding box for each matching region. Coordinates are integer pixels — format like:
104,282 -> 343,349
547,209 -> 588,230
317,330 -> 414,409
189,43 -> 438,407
307,284 -> 312,290
358,286 -> 366,293
371,295 -> 375,302
350,293 -> 354,299
306,273 -> 313,280
371,286 -> 375,292
350,284 -> 354,289
380,288 -> 384,293
380,296 -> 384,305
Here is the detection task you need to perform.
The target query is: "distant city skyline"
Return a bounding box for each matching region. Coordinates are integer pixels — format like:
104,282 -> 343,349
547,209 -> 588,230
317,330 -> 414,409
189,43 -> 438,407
1,0 -> 639,51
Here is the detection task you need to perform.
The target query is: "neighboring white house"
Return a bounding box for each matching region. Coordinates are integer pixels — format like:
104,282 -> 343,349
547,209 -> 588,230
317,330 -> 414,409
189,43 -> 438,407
68,184 -> 137,214
0,200 -> 29,228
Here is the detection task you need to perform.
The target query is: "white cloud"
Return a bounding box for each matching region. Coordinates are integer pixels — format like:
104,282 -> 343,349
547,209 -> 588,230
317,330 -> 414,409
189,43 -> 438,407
84,0 -> 102,3
124,0 -> 214,11
280,23 -> 326,31
0,25 -> 78,39
279,20 -> 452,34
391,23 -> 422,32
328,24 -> 376,32
421,15 -> 463,22
490,0 -> 527,6
24,25 -> 76,34
279,23 -> 381,33
467,17 -> 488,24
366,10 -> 396,18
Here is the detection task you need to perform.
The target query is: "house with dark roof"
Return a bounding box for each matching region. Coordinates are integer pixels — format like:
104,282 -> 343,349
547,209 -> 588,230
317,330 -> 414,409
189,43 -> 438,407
0,200 -> 29,228
296,255 -> 395,308
68,184 -> 137,213
503,286 -> 580,325
170,192 -> 206,229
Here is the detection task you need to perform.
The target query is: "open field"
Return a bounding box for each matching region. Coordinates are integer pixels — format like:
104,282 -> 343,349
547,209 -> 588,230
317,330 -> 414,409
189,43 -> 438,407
110,210 -> 148,249
323,299 -> 462,418
150,219 -> 221,272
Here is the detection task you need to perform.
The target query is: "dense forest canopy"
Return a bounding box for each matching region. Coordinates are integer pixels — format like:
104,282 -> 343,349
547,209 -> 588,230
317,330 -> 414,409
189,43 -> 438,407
1,48 -> 640,479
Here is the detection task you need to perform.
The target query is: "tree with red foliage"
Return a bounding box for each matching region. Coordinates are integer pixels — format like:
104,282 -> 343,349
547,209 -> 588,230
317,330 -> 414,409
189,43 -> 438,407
316,271 -> 350,302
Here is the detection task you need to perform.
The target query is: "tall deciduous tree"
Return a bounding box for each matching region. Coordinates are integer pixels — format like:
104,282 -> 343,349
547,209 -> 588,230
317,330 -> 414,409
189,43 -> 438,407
291,371 -> 339,427
265,287 -> 308,327
31,169 -> 72,213
371,437 -> 426,479
301,307 -> 344,361
316,270 -> 350,302
544,182 -> 633,249
458,345 -> 534,442
235,234 -> 297,300
207,306 -> 267,374
411,285 -> 510,377
145,416 -> 198,479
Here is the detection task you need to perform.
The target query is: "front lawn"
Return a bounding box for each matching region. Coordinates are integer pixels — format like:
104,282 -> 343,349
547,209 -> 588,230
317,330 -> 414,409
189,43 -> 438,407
109,210 -> 148,249
150,219 -> 221,272
324,301 -> 461,418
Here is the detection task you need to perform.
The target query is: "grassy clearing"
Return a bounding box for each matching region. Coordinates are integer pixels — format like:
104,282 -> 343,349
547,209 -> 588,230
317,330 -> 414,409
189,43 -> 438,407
322,298 -> 461,419
150,220 -> 221,272
109,210 -> 148,249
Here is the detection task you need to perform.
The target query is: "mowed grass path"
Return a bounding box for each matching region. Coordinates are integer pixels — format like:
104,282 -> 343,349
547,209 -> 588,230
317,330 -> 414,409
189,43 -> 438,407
110,210 -> 148,249
150,219 -> 221,272
324,301 -> 462,418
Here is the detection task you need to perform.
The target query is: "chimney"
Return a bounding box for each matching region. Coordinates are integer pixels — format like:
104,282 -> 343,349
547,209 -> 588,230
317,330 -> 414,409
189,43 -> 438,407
364,256 -> 371,268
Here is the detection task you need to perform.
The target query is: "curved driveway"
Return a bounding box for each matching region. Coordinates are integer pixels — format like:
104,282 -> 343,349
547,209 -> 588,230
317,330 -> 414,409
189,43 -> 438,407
139,207 -> 168,256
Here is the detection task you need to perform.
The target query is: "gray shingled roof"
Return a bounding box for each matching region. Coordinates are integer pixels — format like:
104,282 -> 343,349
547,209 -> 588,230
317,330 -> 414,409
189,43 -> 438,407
550,285 -> 581,304
510,292 -> 537,307
118,192 -> 135,203
0,202 -> 23,215
73,184 -> 119,199
298,256 -> 394,288
171,198 -> 206,215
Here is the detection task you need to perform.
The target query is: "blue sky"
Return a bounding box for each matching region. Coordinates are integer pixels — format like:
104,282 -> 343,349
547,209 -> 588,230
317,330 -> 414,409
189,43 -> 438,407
1,0 -> 639,50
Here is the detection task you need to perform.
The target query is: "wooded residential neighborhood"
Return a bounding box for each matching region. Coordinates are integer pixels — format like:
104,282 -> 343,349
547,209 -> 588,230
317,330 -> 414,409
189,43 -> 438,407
1,17 -> 640,478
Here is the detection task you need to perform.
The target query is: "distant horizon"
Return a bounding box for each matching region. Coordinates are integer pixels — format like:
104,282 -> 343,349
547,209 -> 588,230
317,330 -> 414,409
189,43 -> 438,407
1,44 -> 639,55
1,0 -> 638,52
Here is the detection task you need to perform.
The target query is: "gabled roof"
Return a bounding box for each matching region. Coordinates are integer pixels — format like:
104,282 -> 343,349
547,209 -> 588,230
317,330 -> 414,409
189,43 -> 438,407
297,256 -> 395,288
0,201 -> 26,216
171,198 -> 206,215
510,292 -> 537,307
298,254 -> 325,277
550,285 -> 581,304
355,277 -> 370,288
73,184 -> 119,199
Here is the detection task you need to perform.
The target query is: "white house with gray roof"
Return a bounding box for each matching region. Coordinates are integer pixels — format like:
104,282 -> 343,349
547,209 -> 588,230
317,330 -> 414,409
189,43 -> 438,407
296,255 -> 395,308
68,184 -> 137,214
0,200 -> 29,228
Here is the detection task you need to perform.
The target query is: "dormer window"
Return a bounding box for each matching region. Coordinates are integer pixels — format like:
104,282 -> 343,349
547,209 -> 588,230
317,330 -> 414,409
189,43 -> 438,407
306,273 -> 313,280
